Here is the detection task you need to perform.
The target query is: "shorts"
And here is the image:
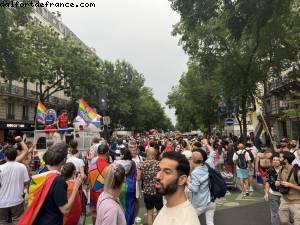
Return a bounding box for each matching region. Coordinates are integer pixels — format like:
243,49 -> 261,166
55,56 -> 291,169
248,164 -> 255,176
44,125 -> 55,134
143,194 -> 163,210
236,168 -> 249,179
59,126 -> 69,134
0,202 -> 24,224
258,167 -> 269,177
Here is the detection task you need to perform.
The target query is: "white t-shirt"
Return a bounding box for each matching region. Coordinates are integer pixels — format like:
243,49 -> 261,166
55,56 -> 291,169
132,155 -> 143,168
66,156 -> 85,172
0,161 -> 29,208
153,200 -> 200,225
233,149 -> 251,169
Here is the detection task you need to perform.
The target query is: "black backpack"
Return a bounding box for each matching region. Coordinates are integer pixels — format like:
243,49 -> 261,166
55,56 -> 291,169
237,151 -> 248,169
205,163 -> 227,202
246,149 -> 255,163
293,164 -> 300,185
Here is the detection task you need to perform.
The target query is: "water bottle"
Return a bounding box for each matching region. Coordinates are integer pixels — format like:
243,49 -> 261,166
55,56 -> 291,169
134,217 -> 142,225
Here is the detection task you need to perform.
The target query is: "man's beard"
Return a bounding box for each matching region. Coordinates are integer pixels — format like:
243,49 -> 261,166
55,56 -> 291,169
156,178 -> 179,196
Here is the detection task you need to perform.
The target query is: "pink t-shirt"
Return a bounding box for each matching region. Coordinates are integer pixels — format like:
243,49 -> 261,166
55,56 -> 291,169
95,192 -> 126,225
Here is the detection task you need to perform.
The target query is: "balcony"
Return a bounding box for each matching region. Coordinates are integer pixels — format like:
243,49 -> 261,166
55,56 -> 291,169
268,77 -> 298,94
0,83 -> 37,100
0,83 -> 69,106
47,96 -> 69,106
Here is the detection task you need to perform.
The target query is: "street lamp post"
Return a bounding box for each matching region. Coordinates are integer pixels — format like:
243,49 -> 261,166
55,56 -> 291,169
98,93 -> 110,142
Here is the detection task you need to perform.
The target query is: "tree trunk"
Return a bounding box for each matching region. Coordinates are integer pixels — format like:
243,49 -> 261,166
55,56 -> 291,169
39,81 -> 44,101
236,114 -> 243,138
262,80 -> 271,130
241,95 -> 248,144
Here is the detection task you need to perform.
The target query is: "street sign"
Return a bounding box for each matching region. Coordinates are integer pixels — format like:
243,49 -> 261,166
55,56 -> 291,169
103,116 -> 111,125
225,118 -> 234,126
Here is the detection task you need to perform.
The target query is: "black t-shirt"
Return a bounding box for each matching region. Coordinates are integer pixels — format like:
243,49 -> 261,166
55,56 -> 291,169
266,167 -> 280,192
33,176 -> 68,225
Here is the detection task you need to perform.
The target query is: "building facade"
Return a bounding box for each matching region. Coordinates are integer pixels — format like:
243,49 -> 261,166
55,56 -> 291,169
264,76 -> 300,140
0,8 -> 89,142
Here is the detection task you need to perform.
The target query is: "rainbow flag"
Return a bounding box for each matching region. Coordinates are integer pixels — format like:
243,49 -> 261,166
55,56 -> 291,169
120,162 -> 138,225
35,101 -> 47,124
18,171 -> 60,225
77,98 -> 101,127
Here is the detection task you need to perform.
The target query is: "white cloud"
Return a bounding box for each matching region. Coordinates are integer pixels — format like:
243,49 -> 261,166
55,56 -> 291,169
47,0 -> 188,124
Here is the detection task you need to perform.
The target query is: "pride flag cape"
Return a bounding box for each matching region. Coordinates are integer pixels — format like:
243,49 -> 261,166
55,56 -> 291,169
75,98 -> 101,128
88,158 -> 109,208
35,101 -> 47,124
18,171 -> 60,225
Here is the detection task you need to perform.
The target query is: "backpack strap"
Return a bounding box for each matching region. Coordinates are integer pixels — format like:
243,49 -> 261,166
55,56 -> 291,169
293,165 -> 300,185
286,167 -> 295,182
204,162 -> 212,172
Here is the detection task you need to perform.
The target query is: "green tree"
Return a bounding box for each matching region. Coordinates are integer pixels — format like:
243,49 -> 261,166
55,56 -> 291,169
0,3 -> 33,79
20,23 -> 100,103
169,0 -> 300,141
98,60 -> 174,132
136,87 -> 174,131
167,61 -> 218,133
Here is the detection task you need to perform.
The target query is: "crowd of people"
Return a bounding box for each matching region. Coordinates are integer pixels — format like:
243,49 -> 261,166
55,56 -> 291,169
0,131 -> 299,225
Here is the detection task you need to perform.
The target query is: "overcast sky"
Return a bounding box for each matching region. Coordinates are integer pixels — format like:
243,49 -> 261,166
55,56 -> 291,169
48,0 -> 188,124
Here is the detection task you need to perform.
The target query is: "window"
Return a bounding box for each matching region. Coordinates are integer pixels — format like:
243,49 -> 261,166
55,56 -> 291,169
22,105 -> 29,120
7,103 -> 15,119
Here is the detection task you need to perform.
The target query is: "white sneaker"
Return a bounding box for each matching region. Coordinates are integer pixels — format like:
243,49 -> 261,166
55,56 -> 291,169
249,186 -> 254,192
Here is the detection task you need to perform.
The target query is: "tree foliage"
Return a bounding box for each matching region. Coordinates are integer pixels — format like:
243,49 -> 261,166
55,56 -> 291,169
0,2 -> 33,79
168,0 -> 300,139
0,13 -> 173,132
167,61 -> 218,132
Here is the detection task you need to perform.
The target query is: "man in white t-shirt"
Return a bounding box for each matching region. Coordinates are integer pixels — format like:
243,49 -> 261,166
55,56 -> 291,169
233,143 -> 252,197
128,140 -> 143,199
0,146 -> 29,224
154,151 -> 200,225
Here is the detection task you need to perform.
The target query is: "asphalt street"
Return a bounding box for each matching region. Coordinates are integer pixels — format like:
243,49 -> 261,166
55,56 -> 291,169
200,201 -> 271,225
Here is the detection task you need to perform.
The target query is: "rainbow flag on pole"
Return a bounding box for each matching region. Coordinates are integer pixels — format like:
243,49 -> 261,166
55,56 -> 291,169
35,101 -> 47,124
77,98 -> 101,127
